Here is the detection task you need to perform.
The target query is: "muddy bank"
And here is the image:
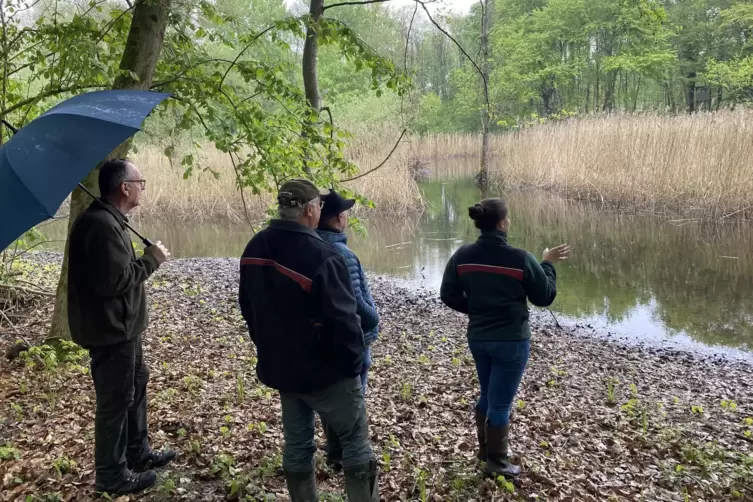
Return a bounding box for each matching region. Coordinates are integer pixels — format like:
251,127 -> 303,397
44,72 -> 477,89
1,254 -> 752,501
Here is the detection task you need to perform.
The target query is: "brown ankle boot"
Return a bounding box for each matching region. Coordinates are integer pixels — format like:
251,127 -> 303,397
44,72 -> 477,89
475,409 -> 487,461
485,424 -> 521,478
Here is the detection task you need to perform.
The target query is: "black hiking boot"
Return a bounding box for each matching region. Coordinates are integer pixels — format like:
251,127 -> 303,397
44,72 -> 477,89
284,469 -> 318,502
95,469 -> 157,496
344,459 -> 379,502
475,408 -> 487,462
127,448 -> 177,472
485,424 -> 521,478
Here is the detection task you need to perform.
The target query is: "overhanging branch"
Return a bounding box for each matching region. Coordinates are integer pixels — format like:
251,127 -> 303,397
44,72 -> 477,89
0,84 -> 107,119
342,128 -> 407,182
323,0 -> 392,11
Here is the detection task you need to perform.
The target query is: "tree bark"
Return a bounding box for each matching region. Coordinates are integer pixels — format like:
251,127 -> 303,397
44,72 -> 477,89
303,0 -> 324,113
476,0 -> 491,190
685,72 -> 696,113
48,0 -> 172,340
301,0 -> 324,177
603,70 -> 617,112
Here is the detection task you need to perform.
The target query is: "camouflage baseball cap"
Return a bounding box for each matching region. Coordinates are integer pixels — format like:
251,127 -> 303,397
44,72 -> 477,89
277,178 -> 329,208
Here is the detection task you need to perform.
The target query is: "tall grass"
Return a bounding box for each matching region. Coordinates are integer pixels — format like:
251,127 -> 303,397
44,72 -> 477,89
130,110 -> 753,222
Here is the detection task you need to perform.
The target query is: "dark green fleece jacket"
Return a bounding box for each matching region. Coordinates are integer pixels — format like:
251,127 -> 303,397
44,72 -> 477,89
440,230 -> 557,340
67,202 -> 160,349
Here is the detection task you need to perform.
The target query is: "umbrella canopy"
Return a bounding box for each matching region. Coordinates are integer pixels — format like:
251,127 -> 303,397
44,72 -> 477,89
0,89 -> 170,252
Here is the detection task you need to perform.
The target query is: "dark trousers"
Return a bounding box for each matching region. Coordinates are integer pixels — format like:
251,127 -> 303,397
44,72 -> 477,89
89,333 -> 150,487
468,338 -> 530,427
280,377 -> 374,473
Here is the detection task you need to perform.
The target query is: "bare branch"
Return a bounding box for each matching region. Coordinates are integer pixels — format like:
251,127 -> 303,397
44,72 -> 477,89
342,129 -> 407,182
417,0 -> 488,104
220,24 -> 277,88
228,151 -> 255,231
404,3 -> 418,71
95,3 -> 136,43
0,84 -> 107,120
320,106 -> 334,140
125,0 -> 133,7
323,0 -> 392,11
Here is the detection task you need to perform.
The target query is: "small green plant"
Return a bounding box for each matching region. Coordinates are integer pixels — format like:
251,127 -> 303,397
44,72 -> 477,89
401,382 -> 412,401
211,452 -> 237,478
258,421 -> 268,435
9,402 -> 23,421
389,434 -> 401,449
236,374 -> 245,404
413,467 -> 428,502
177,428 -> 187,438
451,357 -> 461,367
417,354 -> 431,365
220,426 -> 231,438
382,451 -> 391,471
722,400 -> 738,411
691,405 -> 704,415
156,476 -> 177,497
183,375 -> 204,394
517,399 -> 526,409
606,377 -> 618,405
52,456 -> 77,477
189,439 -> 201,454
0,443 -> 20,461
496,475 -> 515,494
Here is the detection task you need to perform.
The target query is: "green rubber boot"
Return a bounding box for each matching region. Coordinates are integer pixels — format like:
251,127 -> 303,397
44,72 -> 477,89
283,469 -> 318,502
343,460 -> 379,502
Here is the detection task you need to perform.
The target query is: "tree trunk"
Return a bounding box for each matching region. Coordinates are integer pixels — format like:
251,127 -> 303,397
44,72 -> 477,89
301,0 -> 324,176
594,60 -> 600,114
303,0 -> 324,113
603,70 -> 617,112
476,0 -> 491,190
48,0 -> 172,340
685,72 -> 696,113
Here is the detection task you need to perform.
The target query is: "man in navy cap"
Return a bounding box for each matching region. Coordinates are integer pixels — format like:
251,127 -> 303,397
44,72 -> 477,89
316,189 -> 380,469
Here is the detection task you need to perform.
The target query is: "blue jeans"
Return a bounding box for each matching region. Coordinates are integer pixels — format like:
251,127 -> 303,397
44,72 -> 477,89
468,338 -> 530,427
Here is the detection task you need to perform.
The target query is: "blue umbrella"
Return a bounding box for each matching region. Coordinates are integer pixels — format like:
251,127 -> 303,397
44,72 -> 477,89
0,89 -> 171,252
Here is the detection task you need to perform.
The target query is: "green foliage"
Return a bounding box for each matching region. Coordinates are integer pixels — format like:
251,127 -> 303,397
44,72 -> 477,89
0,443 -> 21,461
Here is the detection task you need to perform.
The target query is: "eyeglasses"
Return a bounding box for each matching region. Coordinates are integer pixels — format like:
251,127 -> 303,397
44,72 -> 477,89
124,179 -> 147,190
308,196 -> 325,209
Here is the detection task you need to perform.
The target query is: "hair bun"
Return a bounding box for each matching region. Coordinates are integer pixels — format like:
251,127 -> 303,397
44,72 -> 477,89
468,203 -> 485,220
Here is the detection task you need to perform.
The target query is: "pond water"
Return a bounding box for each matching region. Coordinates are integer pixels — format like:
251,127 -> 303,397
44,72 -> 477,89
42,178 -> 753,357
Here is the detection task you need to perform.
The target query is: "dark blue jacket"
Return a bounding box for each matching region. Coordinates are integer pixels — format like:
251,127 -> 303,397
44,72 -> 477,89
441,230 -> 556,341
239,220 -> 365,393
317,228 -> 380,345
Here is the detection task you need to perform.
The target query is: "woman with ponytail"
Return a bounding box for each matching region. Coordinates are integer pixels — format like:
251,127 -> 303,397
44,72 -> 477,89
440,198 -> 570,477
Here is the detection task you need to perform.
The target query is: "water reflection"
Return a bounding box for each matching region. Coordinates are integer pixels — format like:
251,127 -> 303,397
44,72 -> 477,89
41,179 -> 753,353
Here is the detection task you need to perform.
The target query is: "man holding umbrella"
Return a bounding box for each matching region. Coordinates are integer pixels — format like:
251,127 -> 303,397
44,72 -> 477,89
67,158 -> 175,495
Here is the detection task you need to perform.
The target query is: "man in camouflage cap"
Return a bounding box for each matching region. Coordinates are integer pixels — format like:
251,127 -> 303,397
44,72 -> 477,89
238,178 -> 379,501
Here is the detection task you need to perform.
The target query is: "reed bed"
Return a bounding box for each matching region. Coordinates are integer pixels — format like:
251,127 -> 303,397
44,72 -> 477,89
489,110 -> 753,219
130,110 -> 753,222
